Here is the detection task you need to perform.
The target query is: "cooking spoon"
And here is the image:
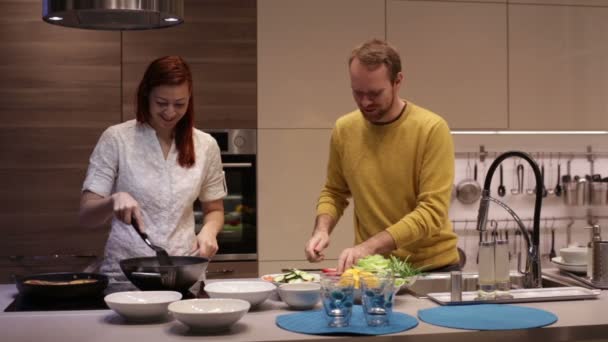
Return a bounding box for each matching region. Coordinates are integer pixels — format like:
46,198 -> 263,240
549,228 -> 556,261
498,163 -> 506,197
555,163 -> 562,196
131,216 -> 173,266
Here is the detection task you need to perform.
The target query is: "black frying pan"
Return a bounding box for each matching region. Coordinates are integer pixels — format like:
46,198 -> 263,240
16,272 -> 108,298
120,256 -> 208,294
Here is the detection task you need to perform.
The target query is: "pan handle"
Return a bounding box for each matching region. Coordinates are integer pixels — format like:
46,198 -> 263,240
131,272 -> 162,278
207,268 -> 235,275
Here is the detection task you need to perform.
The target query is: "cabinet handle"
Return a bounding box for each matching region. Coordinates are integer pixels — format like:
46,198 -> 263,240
206,268 -> 235,275
222,163 -> 252,168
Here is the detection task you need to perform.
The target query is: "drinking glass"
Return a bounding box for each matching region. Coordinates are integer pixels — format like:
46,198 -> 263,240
494,239 -> 513,299
477,240 -> 496,299
320,273 -> 355,327
359,270 -> 395,327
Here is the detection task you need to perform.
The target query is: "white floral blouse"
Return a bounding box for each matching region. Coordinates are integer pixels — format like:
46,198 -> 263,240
82,120 -> 226,279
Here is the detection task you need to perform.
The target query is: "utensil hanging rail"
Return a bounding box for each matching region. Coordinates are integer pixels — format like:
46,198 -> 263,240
455,145 -> 608,162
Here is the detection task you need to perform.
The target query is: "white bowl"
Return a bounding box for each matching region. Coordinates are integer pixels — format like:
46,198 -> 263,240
204,281 -> 276,306
559,246 -> 588,265
104,291 -> 182,321
278,283 -> 321,310
168,298 -> 250,331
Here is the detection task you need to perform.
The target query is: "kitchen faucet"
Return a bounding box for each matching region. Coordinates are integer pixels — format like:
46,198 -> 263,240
476,151 -> 544,288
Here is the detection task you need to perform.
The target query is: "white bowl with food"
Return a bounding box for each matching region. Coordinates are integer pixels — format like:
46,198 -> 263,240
559,246 -> 588,265
278,282 -> 321,310
260,269 -> 321,286
168,298 -> 249,331
204,281 -> 276,307
104,291 -> 182,321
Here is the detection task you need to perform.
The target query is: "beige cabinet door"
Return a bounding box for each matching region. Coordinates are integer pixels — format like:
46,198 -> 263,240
387,1 -> 508,129
257,129 -> 355,264
508,0 -> 608,6
258,0 -> 384,129
409,0 -> 506,2
509,5 -> 608,129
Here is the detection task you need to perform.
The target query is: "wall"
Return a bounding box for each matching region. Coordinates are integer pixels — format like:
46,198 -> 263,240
453,135 -> 608,272
0,0 -> 256,283
257,0 -> 608,276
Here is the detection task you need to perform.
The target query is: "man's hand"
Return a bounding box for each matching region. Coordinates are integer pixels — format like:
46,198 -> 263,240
337,244 -> 374,273
305,231 -> 330,262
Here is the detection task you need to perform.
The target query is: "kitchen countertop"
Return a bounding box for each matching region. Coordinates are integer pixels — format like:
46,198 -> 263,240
1,272 -> 608,342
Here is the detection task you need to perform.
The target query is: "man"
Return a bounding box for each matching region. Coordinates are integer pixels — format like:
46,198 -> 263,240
304,38 -> 459,273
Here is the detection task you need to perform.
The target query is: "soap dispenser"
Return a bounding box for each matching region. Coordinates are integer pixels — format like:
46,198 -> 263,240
585,225 -> 602,279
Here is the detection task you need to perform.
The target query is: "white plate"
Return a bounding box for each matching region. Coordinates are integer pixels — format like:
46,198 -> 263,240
551,257 -> 587,274
260,273 -> 321,285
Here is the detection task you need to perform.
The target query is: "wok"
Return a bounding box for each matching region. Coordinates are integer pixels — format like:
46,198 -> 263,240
16,272 -> 108,298
120,256 -> 209,294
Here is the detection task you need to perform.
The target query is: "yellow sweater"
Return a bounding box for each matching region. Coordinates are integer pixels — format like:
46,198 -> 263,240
316,101 -> 459,270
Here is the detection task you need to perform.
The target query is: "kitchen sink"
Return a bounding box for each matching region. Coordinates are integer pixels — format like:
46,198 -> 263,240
405,271 -> 573,298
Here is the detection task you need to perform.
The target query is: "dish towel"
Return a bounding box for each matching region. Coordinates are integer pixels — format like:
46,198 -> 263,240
276,305 -> 418,335
418,304 -> 557,330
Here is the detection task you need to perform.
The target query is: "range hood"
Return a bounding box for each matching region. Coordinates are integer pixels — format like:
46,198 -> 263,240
42,0 -> 184,31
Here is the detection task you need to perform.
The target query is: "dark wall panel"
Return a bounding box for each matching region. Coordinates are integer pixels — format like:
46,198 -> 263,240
0,0 -> 120,282
122,0 -> 257,129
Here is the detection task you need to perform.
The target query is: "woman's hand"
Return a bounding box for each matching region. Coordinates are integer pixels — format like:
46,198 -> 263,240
111,192 -> 144,232
191,230 -> 219,258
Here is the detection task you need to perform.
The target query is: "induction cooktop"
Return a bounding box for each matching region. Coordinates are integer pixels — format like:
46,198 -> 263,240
4,282 -> 202,312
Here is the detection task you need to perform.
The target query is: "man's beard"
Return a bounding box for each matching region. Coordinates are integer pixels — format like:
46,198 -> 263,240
361,94 -> 395,123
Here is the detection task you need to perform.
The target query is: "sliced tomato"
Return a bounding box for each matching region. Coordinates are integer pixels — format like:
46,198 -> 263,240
321,268 -> 337,274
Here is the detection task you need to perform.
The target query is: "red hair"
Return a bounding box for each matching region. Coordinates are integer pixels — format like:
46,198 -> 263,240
136,56 -> 195,168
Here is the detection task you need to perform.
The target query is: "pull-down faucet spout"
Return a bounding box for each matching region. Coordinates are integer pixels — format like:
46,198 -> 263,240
476,151 -> 544,288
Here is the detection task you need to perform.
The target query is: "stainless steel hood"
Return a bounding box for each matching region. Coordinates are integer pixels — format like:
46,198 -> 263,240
42,0 -> 184,31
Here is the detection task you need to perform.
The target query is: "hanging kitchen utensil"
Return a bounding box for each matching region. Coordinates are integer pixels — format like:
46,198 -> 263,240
130,216 -> 173,266
555,161 -> 562,197
547,153 -> 555,196
549,227 -> 556,260
498,163 -> 506,197
526,159 -> 535,195
456,154 -> 481,205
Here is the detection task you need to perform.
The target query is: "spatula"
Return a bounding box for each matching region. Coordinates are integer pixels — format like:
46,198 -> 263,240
130,216 -> 173,266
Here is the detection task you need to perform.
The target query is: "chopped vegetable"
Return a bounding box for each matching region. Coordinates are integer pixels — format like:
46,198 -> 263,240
350,254 -> 423,288
271,269 -> 317,284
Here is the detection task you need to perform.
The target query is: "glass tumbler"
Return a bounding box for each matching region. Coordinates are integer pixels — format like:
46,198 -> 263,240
320,273 -> 355,327
360,270 -> 395,327
477,240 -> 496,300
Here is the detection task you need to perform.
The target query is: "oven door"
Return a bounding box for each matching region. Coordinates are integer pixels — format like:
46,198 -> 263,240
195,154 -> 257,261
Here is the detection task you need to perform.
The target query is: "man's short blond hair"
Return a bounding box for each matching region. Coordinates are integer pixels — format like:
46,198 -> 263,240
349,39 -> 402,83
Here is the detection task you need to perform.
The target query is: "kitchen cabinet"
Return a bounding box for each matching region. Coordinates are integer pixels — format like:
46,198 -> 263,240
387,0 -> 508,129
122,0 -> 257,129
257,129 -> 354,272
409,0 -> 506,2
508,0 -> 608,6
258,0 -> 384,129
509,4 -> 608,129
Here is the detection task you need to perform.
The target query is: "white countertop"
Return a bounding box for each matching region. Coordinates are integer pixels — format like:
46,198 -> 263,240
2,273 -> 608,342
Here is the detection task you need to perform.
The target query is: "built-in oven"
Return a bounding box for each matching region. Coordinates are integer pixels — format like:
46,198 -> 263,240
194,129 -> 258,278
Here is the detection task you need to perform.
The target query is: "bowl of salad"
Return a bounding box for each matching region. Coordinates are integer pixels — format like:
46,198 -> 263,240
342,255 -> 422,299
261,269 -> 320,286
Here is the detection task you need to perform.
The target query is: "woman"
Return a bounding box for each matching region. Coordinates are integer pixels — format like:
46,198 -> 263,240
79,56 -> 226,279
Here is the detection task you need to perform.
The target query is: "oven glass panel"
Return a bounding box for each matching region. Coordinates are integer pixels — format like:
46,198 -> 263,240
195,154 -> 256,256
